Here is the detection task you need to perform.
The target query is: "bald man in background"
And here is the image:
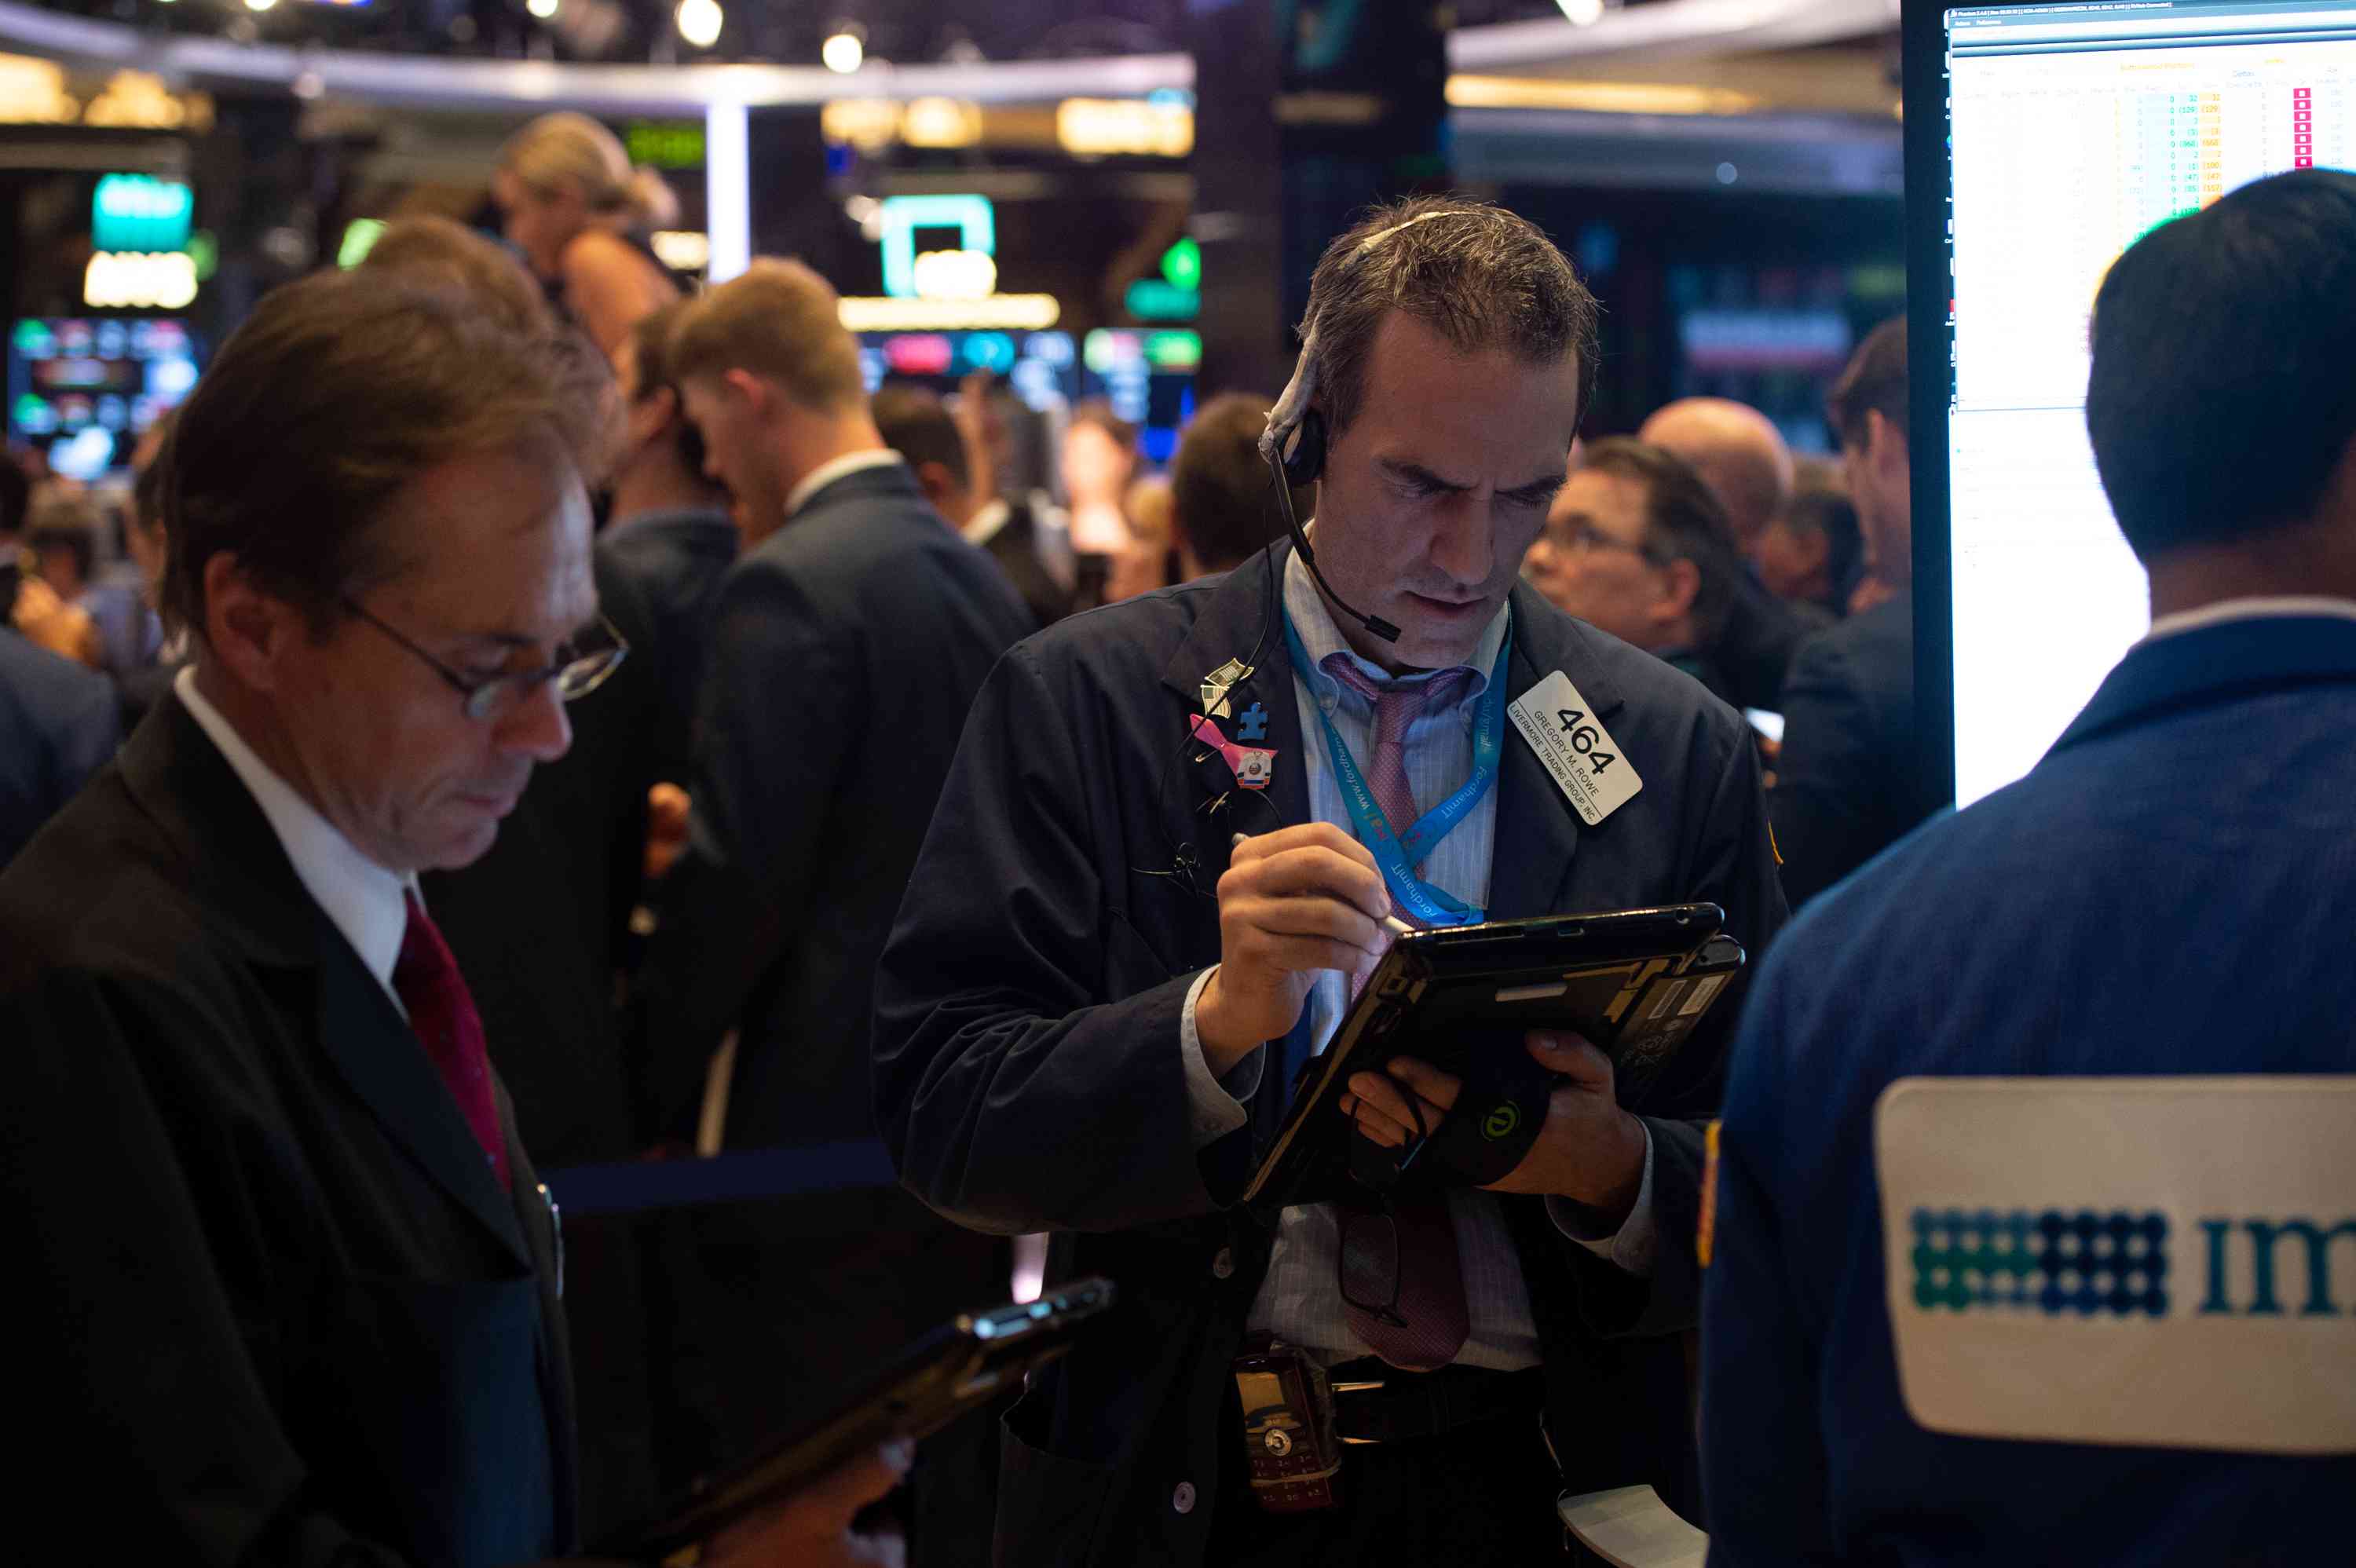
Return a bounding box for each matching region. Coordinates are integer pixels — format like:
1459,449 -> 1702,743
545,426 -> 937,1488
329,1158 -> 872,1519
1638,397 -> 1813,709
1640,397 -> 1795,555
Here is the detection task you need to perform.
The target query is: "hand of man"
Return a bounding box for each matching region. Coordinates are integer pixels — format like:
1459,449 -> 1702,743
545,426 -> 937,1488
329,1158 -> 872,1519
701,1438 -> 913,1568
1338,1031 -> 1647,1222
1194,823 -> 1392,1076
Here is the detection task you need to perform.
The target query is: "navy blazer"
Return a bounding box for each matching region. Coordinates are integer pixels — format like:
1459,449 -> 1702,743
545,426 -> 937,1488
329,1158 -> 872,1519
636,460 -> 1033,1148
0,624 -> 117,868
873,542 -> 1787,1566
0,696 -> 584,1566
1769,595 -> 1941,908
1703,612 -> 2356,1565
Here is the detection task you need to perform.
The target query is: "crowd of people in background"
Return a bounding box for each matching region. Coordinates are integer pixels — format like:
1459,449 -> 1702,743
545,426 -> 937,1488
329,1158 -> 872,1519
13,104 -> 2345,1568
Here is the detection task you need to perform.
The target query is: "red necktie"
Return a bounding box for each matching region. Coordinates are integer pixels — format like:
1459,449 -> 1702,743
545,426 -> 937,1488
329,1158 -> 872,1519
393,891 -> 510,1192
1319,655 -> 1473,1370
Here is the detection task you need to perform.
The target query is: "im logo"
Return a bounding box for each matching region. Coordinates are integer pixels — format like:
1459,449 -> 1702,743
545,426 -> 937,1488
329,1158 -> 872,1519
1910,1208 -> 2169,1318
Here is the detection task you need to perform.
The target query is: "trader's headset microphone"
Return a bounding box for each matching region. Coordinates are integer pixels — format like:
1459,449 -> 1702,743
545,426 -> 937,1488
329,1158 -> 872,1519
1147,207 -> 1557,1188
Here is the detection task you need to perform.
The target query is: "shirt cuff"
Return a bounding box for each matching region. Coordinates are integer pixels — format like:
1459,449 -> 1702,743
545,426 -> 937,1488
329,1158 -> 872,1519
1545,1120 -> 1657,1277
1179,966 -> 1264,1147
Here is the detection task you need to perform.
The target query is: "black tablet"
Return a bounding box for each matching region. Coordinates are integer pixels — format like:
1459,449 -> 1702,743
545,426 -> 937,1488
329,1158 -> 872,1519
1242,905 -> 1740,1208
596,1277 -> 1117,1560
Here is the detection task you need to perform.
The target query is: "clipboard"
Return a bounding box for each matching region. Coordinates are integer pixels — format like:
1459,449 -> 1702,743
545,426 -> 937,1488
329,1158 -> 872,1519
594,1277 -> 1117,1560
1241,904 -> 1742,1210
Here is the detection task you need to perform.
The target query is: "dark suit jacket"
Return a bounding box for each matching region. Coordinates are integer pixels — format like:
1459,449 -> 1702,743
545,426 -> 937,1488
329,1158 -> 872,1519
0,623 -> 118,868
1717,564 -> 1812,711
872,543 -> 1787,1566
1704,612 -> 2356,1563
594,505 -> 737,790
638,459 -> 1034,1148
979,499 -> 1073,630
1769,595 -> 1940,907
0,696 -> 584,1567
425,550 -> 664,1164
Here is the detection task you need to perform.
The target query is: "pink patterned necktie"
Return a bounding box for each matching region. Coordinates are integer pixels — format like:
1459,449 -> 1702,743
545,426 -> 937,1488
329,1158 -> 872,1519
393,891 -> 510,1192
1319,652 -> 1473,1370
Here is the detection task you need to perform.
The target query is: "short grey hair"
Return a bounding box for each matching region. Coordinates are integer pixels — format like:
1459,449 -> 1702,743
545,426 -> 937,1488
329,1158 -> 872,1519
1289,196 -> 1601,444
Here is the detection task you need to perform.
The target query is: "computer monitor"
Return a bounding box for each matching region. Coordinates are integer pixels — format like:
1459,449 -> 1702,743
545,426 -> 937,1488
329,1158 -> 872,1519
1905,0 -> 2356,807
7,317 -> 203,481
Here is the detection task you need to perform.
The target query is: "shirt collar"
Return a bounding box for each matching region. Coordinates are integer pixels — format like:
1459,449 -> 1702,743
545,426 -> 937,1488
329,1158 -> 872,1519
1281,548 -> 1509,711
785,449 -> 905,520
2143,595 -> 2356,644
963,496 -> 1012,547
174,666 -> 415,1000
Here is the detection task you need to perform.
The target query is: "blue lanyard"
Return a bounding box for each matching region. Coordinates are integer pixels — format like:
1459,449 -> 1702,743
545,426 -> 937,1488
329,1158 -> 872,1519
1280,612 -> 1510,928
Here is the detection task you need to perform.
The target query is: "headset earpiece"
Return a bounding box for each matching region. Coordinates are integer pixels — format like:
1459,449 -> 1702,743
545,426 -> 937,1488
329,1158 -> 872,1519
1279,408 -> 1326,488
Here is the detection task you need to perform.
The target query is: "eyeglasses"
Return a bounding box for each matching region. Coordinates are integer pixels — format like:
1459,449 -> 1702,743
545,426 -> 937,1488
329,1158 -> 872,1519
1549,517 -> 1672,567
341,596 -> 629,722
1338,1203 -> 1411,1329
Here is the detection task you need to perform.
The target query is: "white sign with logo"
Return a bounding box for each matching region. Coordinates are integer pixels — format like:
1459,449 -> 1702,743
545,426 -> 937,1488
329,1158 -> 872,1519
1875,1076 -> 2356,1455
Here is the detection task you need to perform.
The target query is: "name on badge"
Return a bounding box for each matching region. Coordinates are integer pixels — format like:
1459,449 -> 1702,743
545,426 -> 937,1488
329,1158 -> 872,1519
1505,671 -> 1643,827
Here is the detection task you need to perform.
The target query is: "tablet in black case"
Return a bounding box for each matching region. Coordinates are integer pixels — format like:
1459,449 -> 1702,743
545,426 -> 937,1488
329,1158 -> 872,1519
1242,905 -> 1742,1210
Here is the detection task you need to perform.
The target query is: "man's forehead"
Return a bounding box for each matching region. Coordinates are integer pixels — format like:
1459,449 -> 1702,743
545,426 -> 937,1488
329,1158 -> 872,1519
1356,315 -> 1582,442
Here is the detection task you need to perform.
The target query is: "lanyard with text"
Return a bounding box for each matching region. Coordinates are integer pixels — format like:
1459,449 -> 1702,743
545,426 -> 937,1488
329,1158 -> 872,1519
1280,611 -> 1512,928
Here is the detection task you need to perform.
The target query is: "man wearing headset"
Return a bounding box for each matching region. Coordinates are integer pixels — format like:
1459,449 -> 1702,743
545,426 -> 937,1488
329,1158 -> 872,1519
874,198 -> 1785,1564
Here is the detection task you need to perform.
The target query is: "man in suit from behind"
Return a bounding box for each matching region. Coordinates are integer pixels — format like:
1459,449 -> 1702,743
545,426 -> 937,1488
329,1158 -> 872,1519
875,196 -> 1786,1566
635,258 -> 1032,1511
873,381 -> 1044,634
596,298 -> 740,791
0,269 -> 906,1567
1769,319 -> 1942,908
1703,167 -> 2356,1565
1167,389 -> 1301,581
0,620 -> 117,867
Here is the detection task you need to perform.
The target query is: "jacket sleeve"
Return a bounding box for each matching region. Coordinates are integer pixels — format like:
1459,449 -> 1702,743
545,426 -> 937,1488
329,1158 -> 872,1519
1769,630 -> 1886,908
873,641 -> 1238,1236
632,558 -> 860,1131
1699,953 -> 1842,1563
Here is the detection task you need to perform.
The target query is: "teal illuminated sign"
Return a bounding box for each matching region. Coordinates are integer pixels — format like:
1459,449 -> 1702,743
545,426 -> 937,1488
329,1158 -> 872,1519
93,174 -> 192,254
879,194 -> 994,299
1125,236 -> 1201,322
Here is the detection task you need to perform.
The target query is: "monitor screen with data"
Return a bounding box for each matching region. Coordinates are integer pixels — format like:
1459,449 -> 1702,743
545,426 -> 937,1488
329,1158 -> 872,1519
1931,0 -> 2356,805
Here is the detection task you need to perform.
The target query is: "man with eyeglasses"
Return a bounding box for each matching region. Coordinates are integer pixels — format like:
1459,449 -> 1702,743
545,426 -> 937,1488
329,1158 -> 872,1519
0,270 -> 907,1566
1522,437 -> 1749,708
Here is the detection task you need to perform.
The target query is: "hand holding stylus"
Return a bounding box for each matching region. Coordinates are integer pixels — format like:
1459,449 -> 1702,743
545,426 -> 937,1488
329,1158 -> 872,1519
1193,826 -> 1394,1075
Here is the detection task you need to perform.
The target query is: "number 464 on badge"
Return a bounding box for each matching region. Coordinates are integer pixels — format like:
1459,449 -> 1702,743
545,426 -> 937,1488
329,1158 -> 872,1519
1506,671 -> 1644,827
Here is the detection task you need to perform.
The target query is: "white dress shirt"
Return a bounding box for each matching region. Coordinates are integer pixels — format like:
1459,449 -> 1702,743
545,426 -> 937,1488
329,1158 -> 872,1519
2143,594 -> 2356,642
174,667 -> 415,1008
784,449 -> 907,520
1178,554 -> 1655,1371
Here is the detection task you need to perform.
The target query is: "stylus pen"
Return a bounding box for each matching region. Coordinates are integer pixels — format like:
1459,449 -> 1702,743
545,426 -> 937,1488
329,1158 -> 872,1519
1230,832 -> 1415,941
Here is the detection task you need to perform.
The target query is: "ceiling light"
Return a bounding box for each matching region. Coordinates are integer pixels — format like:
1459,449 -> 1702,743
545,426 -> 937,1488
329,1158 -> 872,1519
1557,0 -> 1605,24
528,0 -> 558,17
243,0 -> 277,13
676,0 -> 722,49
822,31 -> 864,73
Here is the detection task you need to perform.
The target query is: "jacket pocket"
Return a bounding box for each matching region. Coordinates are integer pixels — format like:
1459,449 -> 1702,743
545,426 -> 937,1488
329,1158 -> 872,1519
309,1273 -> 559,1566
993,1386 -> 1117,1568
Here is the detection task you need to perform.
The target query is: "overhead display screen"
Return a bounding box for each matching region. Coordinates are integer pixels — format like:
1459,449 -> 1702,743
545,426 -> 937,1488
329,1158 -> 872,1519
1939,0 -> 2356,805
